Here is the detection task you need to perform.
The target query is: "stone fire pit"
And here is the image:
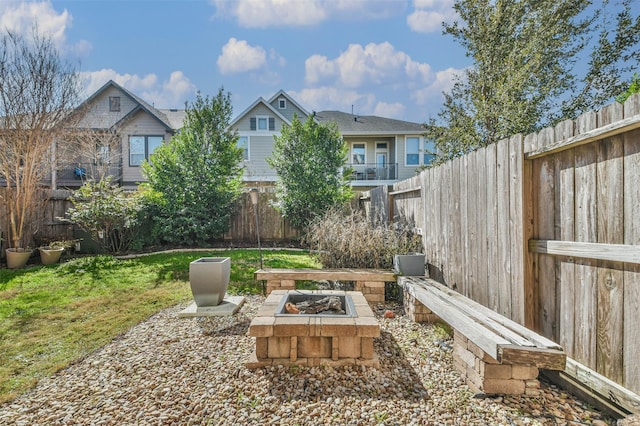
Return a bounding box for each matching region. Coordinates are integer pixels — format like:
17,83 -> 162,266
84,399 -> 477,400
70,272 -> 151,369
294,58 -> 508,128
247,290 -> 380,368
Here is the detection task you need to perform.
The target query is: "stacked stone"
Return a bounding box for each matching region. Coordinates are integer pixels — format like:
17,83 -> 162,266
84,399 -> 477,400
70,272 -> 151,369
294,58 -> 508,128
453,330 -> 541,396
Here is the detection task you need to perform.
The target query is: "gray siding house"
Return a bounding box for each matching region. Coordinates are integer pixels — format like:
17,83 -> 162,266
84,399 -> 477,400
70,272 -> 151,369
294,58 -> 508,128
57,84 -> 431,189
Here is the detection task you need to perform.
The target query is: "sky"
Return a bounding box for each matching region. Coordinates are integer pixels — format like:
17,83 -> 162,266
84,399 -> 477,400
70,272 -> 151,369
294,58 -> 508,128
0,0 -> 470,123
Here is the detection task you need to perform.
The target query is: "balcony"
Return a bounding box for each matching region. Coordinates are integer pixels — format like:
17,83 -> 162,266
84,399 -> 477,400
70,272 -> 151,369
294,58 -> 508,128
348,163 -> 397,181
55,163 -> 121,187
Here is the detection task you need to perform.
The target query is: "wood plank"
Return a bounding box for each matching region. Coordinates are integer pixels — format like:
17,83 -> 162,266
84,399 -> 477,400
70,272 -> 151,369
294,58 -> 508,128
500,345 -> 566,370
525,114 -> 640,159
451,156 -> 462,292
528,240 -> 640,264
403,279 -> 508,360
564,357 -> 640,415
512,134 -> 528,326
496,138 -> 512,318
624,128 -> 640,394
389,186 -> 421,196
574,139 -> 598,369
596,104 -> 625,384
419,278 -> 563,350
533,153 -> 556,337
255,269 -> 396,282
486,143 -> 499,312
477,147 -> 488,306
558,148 -> 576,358
460,154 -> 470,296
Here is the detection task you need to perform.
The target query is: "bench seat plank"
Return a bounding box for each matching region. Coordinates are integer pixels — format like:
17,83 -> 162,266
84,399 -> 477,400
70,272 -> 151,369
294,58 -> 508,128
406,277 -> 562,350
402,277 -> 565,370
405,278 -> 510,360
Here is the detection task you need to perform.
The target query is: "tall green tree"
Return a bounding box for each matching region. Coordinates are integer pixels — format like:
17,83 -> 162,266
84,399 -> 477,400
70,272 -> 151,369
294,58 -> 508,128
268,115 -> 352,231
141,88 -> 243,245
426,0 -> 639,163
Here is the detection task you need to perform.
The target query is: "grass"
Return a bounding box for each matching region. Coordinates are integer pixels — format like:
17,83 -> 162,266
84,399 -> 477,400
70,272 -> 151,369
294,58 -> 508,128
0,248 -> 319,404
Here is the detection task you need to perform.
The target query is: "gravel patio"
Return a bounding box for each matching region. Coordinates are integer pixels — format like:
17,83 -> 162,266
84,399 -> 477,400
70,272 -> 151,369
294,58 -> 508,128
0,296 -> 613,425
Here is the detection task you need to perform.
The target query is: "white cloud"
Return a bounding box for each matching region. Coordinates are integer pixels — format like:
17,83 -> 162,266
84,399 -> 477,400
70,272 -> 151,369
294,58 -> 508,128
81,69 -> 195,108
291,87 -> 375,115
0,0 -> 91,57
373,102 -> 406,119
217,38 -> 267,75
407,0 -> 456,33
305,42 -> 431,88
411,66 -> 462,105
211,0 -> 400,28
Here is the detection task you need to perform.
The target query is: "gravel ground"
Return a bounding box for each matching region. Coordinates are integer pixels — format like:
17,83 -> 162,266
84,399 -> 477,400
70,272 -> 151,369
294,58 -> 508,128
0,296 -> 615,425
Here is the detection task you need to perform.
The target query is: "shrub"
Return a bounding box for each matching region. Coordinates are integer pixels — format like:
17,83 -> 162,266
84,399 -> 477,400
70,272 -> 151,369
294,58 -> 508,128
304,207 -> 423,269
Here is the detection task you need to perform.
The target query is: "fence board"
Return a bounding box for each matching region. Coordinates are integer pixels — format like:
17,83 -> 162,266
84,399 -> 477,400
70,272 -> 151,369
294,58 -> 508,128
512,134 -> 528,326
496,139 -> 511,317
486,143 -> 498,311
624,128 -> 640,394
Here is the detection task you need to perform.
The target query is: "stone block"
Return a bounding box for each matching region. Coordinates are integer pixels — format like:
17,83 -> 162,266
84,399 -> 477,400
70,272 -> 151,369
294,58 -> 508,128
364,293 -> 385,304
512,365 -> 539,380
255,303 -> 279,317
481,363 -> 512,380
332,337 -> 340,360
453,342 -> 475,368
267,337 -> 291,359
280,279 -> 296,289
255,337 -> 268,359
338,336 -> 361,358
298,336 -> 331,358
356,357 -> 380,368
248,316 -> 274,337
364,281 -> 385,288
274,316 -> 310,336
360,337 -> 375,359
320,318 -> 356,336
290,336 -> 298,361
246,352 -> 273,369
482,379 -> 526,395
355,317 -> 381,337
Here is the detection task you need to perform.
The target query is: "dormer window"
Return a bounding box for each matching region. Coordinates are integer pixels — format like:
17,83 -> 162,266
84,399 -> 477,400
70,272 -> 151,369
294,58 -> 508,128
278,98 -> 286,109
109,96 -> 121,112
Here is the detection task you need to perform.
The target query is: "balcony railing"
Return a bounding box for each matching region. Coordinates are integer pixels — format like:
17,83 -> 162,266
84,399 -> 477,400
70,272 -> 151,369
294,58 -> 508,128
55,163 -> 121,186
348,163 -> 397,181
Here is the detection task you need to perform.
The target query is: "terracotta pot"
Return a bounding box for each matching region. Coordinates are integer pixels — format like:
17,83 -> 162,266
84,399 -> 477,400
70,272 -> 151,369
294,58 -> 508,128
6,248 -> 33,269
39,246 -> 64,265
189,257 -> 231,306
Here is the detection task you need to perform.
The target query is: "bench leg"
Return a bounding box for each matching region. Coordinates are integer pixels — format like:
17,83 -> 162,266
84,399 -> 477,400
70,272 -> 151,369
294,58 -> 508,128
453,331 -> 540,396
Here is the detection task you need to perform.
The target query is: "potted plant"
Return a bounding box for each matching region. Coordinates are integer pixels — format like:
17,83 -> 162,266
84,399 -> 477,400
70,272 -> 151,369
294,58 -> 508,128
0,30 -> 81,269
38,240 -> 71,265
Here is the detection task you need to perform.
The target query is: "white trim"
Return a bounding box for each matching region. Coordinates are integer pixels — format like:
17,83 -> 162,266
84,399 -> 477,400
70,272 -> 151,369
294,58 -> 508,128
351,142 -> 367,165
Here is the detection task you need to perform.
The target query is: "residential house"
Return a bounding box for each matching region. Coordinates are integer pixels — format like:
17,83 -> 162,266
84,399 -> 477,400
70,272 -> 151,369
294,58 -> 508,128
232,90 -> 432,188
52,83 -> 431,189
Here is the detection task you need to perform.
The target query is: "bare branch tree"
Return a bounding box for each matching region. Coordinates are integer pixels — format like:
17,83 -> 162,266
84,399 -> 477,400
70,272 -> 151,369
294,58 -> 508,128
0,29 -> 81,249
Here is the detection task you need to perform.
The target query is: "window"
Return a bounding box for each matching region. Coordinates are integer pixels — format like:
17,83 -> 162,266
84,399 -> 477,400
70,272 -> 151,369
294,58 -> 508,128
96,144 -> 110,164
109,96 -> 121,112
278,98 -> 286,109
424,139 -> 436,165
129,135 -> 163,166
352,143 -> 366,164
250,116 -> 276,131
237,136 -> 249,161
406,137 -> 420,165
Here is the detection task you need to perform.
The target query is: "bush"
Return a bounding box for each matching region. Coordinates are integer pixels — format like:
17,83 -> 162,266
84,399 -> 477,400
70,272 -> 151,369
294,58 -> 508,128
304,207 -> 423,269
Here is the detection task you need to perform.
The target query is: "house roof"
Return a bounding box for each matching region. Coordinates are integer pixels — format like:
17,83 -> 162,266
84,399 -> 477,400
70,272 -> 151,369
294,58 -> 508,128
267,90 -> 311,117
78,80 -> 179,131
314,111 -> 425,135
229,94 -> 294,128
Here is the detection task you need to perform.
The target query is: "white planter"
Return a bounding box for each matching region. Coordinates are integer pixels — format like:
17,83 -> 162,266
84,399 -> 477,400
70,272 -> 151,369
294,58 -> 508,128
393,253 -> 425,276
189,257 -> 231,306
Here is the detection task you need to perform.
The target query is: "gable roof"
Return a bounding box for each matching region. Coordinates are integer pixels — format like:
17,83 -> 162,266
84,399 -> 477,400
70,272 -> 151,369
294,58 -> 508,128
78,80 -> 178,131
229,95 -> 293,128
267,90 -> 311,117
314,110 -> 425,135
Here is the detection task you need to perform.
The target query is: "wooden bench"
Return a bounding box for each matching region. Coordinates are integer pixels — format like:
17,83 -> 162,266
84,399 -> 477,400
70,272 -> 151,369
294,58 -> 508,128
255,268 -> 396,304
400,276 -> 566,396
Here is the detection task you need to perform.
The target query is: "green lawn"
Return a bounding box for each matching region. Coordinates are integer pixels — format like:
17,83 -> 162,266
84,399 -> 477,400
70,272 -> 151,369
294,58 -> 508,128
0,249 -> 319,404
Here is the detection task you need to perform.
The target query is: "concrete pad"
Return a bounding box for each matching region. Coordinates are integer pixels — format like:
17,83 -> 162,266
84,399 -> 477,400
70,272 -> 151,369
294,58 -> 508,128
178,295 -> 245,317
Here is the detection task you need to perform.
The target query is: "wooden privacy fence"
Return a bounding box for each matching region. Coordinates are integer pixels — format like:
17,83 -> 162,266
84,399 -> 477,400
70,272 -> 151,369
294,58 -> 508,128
363,94 -> 640,412
0,186 -> 299,256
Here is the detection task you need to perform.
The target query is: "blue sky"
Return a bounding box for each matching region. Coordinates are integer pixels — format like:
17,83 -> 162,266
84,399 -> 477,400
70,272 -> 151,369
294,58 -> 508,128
0,0 -> 469,123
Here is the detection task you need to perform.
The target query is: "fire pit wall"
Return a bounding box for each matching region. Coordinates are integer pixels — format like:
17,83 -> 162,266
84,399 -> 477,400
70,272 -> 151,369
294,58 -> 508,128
247,290 -> 381,368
